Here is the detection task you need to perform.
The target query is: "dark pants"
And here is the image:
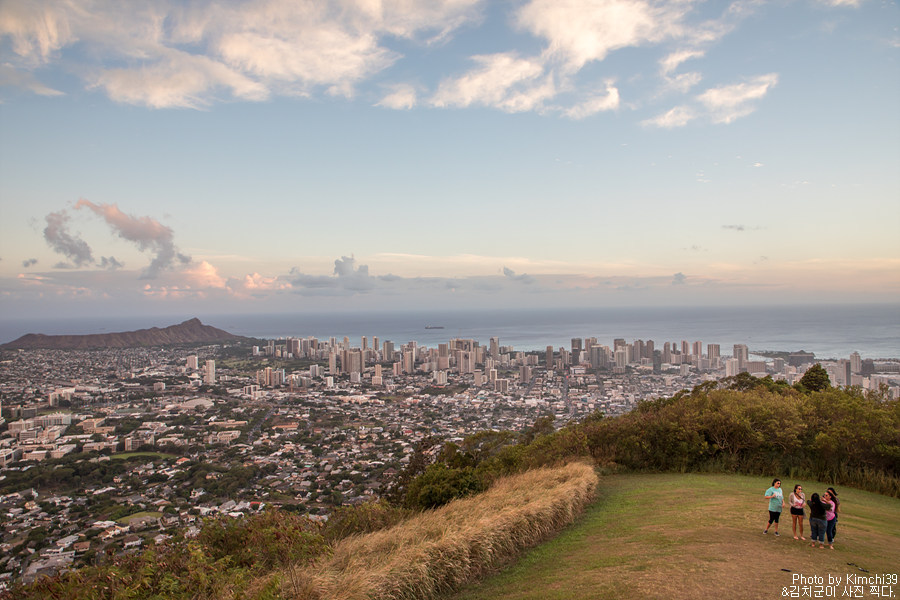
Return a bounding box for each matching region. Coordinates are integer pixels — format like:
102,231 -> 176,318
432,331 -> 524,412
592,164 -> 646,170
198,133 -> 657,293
826,517 -> 837,543
810,518 -> 826,543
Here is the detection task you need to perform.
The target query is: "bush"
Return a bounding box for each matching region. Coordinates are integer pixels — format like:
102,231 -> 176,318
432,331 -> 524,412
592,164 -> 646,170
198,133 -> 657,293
403,464 -> 484,510
322,500 -> 411,543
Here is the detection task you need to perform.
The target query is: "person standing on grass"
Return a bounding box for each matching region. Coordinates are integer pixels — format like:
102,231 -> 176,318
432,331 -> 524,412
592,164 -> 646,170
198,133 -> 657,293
826,487 -> 840,545
789,484 -> 806,540
807,493 -> 828,548
764,478 -> 785,535
822,490 -> 837,550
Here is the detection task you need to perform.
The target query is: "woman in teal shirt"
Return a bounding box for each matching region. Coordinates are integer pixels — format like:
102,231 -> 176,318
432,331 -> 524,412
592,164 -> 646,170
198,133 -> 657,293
764,478 -> 785,535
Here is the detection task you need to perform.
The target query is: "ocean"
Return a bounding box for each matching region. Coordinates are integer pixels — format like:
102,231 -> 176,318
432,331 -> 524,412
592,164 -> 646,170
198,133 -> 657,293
1,304 -> 898,360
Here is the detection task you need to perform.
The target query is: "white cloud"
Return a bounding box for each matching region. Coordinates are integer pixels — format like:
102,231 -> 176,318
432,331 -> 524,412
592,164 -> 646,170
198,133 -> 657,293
0,1 -> 73,65
564,81 -> 620,118
660,49 -> 704,74
516,0 -> 687,71
0,0 -> 483,107
94,53 -> 269,109
814,0 -> 862,6
430,52 -> 553,112
657,49 -> 704,93
697,73 -> 778,123
377,83 -> 418,109
642,104 -> 696,128
184,260 -> 227,289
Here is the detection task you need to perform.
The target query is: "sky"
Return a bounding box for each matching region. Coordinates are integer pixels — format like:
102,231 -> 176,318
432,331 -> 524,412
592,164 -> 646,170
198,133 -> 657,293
0,0 -> 898,322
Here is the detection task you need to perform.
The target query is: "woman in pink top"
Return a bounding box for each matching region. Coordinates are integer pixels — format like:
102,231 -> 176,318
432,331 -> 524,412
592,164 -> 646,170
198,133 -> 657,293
822,491 -> 836,549
789,484 -> 806,540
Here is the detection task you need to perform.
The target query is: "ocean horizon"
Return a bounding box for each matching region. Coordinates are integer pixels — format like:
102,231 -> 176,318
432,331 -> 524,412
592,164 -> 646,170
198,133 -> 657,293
1,303 -> 898,361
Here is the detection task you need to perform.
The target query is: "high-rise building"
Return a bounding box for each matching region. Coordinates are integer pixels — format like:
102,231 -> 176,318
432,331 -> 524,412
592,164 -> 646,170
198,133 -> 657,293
733,344 -> 749,369
571,338 -> 583,354
850,352 -> 861,374
490,337 -> 500,359
725,359 -> 740,377
692,341 -> 703,359
707,344 -> 720,361
402,350 -> 415,374
204,360 -> 216,385
459,351 -> 475,374
519,365 -> 532,383
546,346 -> 554,370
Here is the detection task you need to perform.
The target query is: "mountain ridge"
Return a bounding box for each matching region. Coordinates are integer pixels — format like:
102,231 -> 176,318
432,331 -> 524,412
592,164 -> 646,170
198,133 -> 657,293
1,318 -> 241,349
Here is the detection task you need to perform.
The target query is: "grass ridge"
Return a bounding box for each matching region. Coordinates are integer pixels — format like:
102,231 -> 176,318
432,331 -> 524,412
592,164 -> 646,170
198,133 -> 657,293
286,461 -> 598,600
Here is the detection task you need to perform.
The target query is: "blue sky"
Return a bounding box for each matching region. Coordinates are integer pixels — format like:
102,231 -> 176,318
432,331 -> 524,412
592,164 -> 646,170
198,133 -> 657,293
1,0 -> 898,320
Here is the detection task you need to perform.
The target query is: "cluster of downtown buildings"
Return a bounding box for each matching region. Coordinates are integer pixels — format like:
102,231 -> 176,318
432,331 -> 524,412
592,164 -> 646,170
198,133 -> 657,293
250,334 -> 899,398
1,332 -> 898,587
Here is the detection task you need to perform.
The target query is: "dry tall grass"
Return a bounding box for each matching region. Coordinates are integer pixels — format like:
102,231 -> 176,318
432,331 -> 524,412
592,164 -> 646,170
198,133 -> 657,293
283,461 -> 597,600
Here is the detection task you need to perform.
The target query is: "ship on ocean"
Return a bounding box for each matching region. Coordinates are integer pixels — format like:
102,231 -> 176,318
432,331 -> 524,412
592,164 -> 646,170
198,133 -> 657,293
425,325 -> 445,329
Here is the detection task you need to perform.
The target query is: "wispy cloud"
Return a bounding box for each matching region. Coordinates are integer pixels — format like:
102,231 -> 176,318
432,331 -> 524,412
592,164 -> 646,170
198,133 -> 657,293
697,73 -> 778,123
377,83 -> 418,109
0,0 -> 482,108
0,0 -> 790,124
43,210 -> 93,267
563,81 -> 620,119
722,224 -> 763,232
642,105 -> 696,128
74,199 -> 190,278
41,201 -> 189,277
0,63 -> 62,96
431,52 -> 554,112
645,73 -> 778,127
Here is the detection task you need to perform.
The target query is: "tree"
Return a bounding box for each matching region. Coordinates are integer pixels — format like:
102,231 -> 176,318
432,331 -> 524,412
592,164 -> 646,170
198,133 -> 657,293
798,363 -> 830,392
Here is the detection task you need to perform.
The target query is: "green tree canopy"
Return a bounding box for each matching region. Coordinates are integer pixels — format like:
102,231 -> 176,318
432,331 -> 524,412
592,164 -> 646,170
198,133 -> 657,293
798,363 -> 831,392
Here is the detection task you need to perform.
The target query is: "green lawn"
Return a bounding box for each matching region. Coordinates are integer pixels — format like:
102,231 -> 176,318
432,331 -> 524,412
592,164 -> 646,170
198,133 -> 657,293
451,473 -> 900,600
116,511 -> 163,525
111,451 -> 177,461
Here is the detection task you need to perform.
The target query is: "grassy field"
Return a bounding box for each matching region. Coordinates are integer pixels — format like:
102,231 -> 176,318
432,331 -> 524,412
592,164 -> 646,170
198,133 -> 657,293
110,451 -> 177,461
116,511 -> 163,525
451,473 -> 900,600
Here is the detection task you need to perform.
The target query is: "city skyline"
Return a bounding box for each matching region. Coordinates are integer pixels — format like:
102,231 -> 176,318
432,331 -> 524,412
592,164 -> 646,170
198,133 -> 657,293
1,0 -> 899,318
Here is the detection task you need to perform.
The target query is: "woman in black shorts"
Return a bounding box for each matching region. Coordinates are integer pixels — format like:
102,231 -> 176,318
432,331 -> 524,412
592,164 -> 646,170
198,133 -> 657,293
789,484 -> 806,540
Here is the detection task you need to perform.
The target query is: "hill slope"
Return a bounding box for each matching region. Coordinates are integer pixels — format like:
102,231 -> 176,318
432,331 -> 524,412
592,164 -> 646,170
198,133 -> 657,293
1,318 -> 240,349
452,473 -> 900,600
